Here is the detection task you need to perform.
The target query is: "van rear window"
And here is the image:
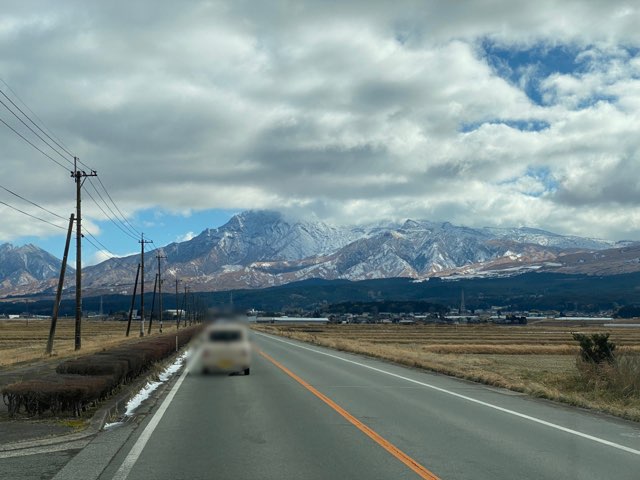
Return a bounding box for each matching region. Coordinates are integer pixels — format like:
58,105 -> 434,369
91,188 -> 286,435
209,330 -> 242,342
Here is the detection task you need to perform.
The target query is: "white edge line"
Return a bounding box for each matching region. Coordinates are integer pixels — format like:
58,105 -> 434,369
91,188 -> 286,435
255,331 -> 640,457
112,367 -> 189,480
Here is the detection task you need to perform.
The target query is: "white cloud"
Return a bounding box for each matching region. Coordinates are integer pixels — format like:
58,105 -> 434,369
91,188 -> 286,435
176,231 -> 196,242
0,1 -> 640,240
87,250 -> 115,266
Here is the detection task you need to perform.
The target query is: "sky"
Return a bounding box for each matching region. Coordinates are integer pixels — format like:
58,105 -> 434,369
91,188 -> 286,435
1,0 -> 640,264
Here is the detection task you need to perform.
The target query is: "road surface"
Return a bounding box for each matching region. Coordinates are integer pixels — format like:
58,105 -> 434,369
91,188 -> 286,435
45,332 -> 640,479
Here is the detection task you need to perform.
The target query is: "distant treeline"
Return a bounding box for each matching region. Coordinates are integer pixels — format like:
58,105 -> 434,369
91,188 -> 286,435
614,305 -> 640,318
4,271 -> 640,315
326,300 -> 446,314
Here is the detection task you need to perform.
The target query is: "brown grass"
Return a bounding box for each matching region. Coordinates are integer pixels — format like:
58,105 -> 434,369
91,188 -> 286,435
253,323 -> 640,422
0,318 -> 173,368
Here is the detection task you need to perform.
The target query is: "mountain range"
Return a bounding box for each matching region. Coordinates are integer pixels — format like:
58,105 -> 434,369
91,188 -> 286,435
1,210 -> 638,298
0,243 -> 67,296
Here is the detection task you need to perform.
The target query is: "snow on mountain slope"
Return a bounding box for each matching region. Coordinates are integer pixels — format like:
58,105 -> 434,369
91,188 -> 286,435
1,211 -> 631,296
0,243 -> 66,296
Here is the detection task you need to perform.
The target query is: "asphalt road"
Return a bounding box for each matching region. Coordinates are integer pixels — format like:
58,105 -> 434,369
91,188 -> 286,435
49,332 -> 640,479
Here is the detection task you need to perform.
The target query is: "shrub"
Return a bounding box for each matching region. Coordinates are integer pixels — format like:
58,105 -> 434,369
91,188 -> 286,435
572,329 -> 639,404
2,375 -> 118,417
3,326 -> 202,417
572,332 -> 616,364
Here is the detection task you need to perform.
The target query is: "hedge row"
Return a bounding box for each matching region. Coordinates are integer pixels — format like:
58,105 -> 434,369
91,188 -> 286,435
2,326 -> 201,417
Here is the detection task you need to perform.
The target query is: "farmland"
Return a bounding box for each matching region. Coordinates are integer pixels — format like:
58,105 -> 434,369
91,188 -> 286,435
0,318 -> 173,368
253,321 -> 640,421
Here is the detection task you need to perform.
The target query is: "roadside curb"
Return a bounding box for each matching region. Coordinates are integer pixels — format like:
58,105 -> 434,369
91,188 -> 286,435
0,346 -> 189,453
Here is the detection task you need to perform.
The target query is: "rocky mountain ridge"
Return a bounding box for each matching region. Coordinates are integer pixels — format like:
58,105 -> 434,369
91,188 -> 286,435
0,210 -> 635,297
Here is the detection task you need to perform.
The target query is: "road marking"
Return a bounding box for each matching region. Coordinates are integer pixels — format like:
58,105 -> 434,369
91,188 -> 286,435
0,438 -> 90,459
260,350 -> 440,480
256,332 -> 640,457
112,367 -> 189,480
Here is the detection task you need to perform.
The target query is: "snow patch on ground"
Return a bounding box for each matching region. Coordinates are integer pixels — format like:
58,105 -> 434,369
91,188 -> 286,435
104,350 -> 189,429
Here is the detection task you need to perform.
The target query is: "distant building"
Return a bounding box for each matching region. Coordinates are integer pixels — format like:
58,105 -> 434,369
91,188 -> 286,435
255,316 -> 329,324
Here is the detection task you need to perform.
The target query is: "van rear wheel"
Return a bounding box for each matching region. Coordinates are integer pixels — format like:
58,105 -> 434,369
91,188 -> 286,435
244,368 -> 250,376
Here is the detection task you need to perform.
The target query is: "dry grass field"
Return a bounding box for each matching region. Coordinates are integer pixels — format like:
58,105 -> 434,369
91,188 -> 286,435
253,322 -> 640,421
0,318 -> 172,368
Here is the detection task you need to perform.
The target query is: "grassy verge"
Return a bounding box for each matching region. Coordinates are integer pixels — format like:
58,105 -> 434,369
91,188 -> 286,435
253,324 -> 640,422
0,318 -> 178,368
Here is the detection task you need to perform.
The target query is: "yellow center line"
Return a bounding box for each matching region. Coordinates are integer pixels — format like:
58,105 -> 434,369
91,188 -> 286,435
259,350 -> 441,480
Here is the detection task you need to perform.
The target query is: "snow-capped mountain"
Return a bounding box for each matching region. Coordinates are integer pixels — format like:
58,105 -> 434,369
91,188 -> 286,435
80,210 -> 364,291
0,243 -> 67,295
0,211 -> 632,297
78,211 -> 622,293
480,226 -> 616,250
249,219 -> 615,282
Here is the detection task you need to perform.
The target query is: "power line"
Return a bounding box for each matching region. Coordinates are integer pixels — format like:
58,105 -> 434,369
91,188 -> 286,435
0,97 -> 73,166
0,78 -> 73,156
0,79 -> 95,172
81,227 -> 133,267
0,88 -> 75,158
0,116 -> 69,171
0,183 -> 68,220
87,178 -> 139,238
0,199 -> 67,231
83,240 -> 138,275
95,176 -> 141,236
82,228 -> 118,258
0,79 -> 140,239
84,187 -> 139,241
81,231 -> 135,271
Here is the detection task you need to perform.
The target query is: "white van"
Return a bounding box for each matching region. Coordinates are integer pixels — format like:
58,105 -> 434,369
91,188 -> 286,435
197,323 -> 251,375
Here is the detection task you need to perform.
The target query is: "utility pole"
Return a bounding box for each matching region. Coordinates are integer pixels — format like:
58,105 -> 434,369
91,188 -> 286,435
156,253 -> 166,333
175,278 -> 181,329
138,233 -> 152,337
126,263 -> 141,337
71,157 -> 97,351
46,213 -> 74,354
190,291 -> 195,325
183,286 -> 189,327
148,273 -> 158,335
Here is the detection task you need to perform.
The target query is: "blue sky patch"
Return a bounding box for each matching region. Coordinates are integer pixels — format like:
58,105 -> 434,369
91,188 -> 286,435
15,208 -> 237,262
460,119 -> 550,133
481,40 -> 583,105
497,166 -> 558,197
525,166 -> 559,193
479,40 -> 638,107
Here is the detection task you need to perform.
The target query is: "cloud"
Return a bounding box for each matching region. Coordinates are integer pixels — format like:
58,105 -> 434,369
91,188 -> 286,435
176,231 -> 195,243
0,1 -> 640,241
87,250 -> 115,266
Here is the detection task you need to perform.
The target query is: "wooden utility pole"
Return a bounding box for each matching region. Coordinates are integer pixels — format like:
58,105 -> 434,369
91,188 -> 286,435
138,233 -> 152,337
126,263 -> 141,337
156,253 -> 166,333
175,278 -> 181,329
190,291 -> 195,325
71,157 -> 97,351
46,213 -> 74,354
148,273 -> 158,335
182,286 -> 189,327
